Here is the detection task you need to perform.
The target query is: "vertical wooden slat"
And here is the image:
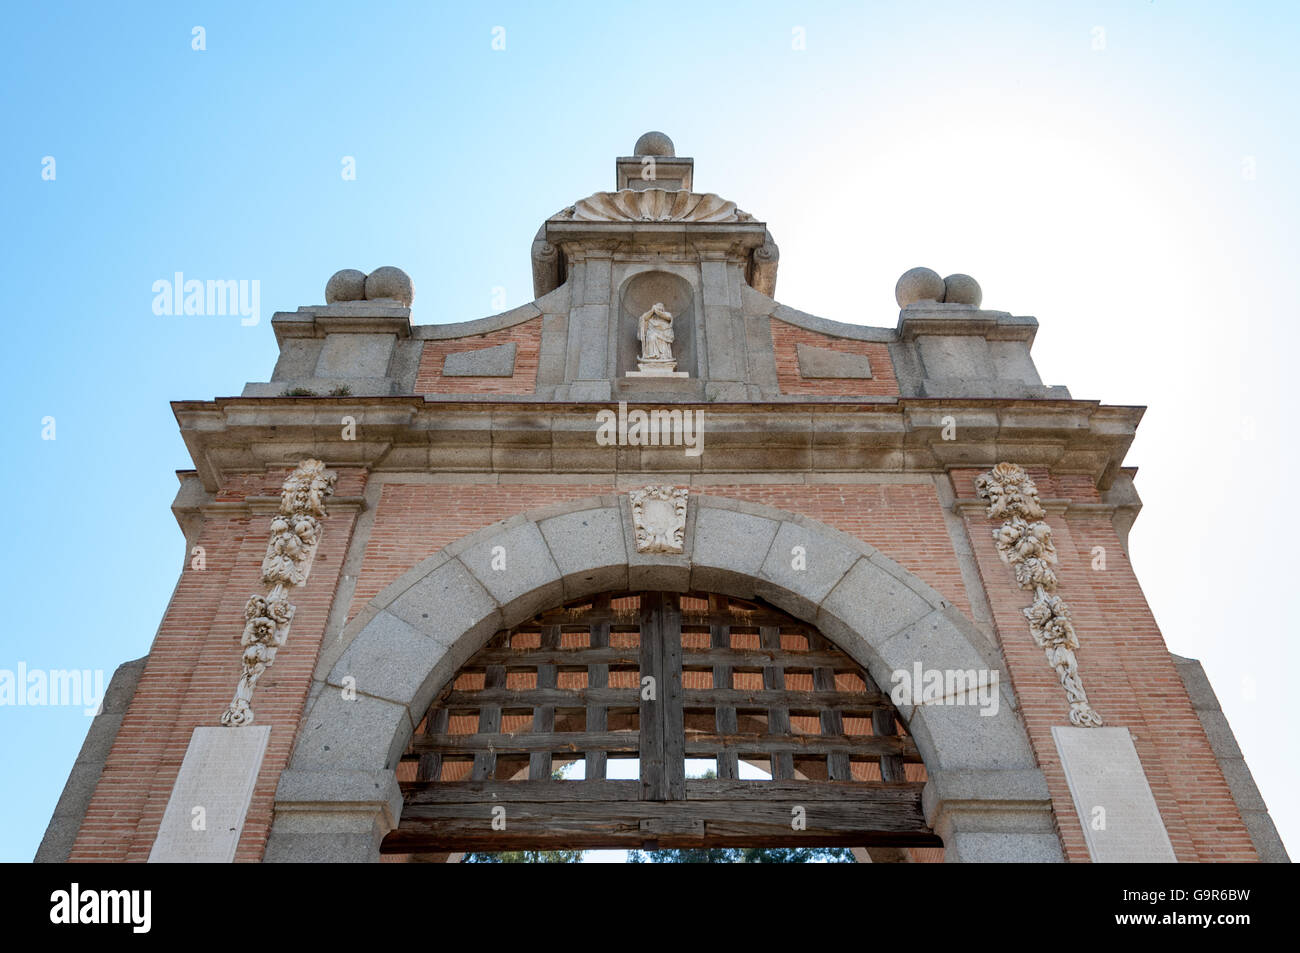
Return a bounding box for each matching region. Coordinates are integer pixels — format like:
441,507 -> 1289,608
471,665 -> 506,780
640,591 -> 686,801
873,709 -> 906,783
415,707 -> 448,781
585,595 -> 610,781
810,631 -> 851,781
529,625 -> 560,780
639,592 -> 665,800
761,626 -> 794,781
662,592 -> 685,800
711,614 -> 738,780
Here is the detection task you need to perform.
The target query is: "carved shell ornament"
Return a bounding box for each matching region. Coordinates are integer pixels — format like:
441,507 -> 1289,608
557,189 -> 755,224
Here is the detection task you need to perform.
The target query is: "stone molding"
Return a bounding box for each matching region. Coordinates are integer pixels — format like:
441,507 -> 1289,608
975,463 -> 1102,727
220,460 -> 337,727
171,399 -> 1143,496
267,494 -> 1058,862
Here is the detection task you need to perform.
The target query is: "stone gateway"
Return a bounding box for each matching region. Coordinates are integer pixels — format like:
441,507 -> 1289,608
37,133 -> 1286,864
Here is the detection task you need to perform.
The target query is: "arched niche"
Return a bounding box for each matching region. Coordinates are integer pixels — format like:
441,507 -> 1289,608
616,270 -> 698,379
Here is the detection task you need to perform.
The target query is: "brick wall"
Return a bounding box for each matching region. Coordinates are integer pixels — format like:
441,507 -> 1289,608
414,318 -> 541,395
69,467 -> 367,862
74,465 -> 1253,863
949,466 -> 1257,862
346,481 -> 969,626
770,319 -> 899,397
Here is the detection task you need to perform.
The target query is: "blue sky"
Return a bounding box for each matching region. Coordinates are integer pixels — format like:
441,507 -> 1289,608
2,1 -> 1297,862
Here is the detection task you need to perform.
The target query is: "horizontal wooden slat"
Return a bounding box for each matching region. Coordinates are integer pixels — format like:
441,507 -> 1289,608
402,779 -> 641,805
460,648 -> 642,668
439,687 -> 639,709
683,734 -> 917,757
533,607 -> 814,629
435,686 -> 888,712
381,794 -> 938,852
684,780 -> 925,801
414,731 -> 641,755
413,730 -> 919,758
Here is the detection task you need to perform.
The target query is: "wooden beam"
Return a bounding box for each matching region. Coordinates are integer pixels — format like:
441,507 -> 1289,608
382,792 -> 938,852
414,731 -> 919,758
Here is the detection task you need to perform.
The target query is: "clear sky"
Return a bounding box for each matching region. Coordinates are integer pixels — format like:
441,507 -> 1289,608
2,1 -> 1296,862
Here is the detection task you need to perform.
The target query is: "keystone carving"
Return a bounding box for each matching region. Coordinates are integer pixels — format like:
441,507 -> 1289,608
221,459 -> 336,727
630,485 -> 688,554
977,462 -> 1102,728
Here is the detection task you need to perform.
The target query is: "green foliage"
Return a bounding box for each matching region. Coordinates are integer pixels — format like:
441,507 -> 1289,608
327,385 -> 352,396
627,847 -> 855,863
462,850 -> 585,864
280,386 -> 318,397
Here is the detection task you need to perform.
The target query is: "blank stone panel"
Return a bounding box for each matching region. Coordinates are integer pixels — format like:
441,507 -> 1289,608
148,726 -> 271,863
1053,726 -> 1177,863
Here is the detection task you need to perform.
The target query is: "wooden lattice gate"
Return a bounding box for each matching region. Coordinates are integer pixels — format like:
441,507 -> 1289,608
383,591 -> 941,853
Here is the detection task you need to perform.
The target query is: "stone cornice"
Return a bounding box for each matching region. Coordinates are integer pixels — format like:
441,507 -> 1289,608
897,308 -> 1038,344
272,306 -> 412,345
171,396 -> 1143,496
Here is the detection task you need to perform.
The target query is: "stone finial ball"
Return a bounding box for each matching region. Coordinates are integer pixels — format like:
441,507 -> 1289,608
325,269 -> 367,303
943,274 -> 982,307
894,267 -> 945,308
364,266 -> 414,306
633,131 -> 675,157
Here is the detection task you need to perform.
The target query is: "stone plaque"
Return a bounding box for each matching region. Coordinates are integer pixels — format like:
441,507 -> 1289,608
148,725 -> 271,863
1052,725 -> 1176,862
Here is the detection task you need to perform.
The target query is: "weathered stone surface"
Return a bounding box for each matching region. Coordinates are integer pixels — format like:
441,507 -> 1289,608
537,505 -> 629,598
316,333 -> 396,379
292,689 -> 412,773
148,726 -> 271,862
325,269 -> 366,303
459,521 -> 564,627
364,266 -> 414,305
895,266 -> 945,308
442,342 -> 517,377
688,506 -> 780,596
793,342 -> 871,380
1052,726 -> 1177,862
818,557 -> 933,652
756,520 -> 860,619
942,273 -> 982,307
388,558 -> 502,649
634,131 -> 675,156
327,610 -> 449,713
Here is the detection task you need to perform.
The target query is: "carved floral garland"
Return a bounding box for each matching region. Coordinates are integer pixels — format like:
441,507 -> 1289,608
220,459 -> 336,727
975,462 -> 1103,727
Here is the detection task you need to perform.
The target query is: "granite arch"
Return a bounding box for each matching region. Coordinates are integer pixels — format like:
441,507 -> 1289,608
267,494 -> 1061,862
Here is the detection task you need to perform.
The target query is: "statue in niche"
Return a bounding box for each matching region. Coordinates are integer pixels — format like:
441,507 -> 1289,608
636,302 -> 677,373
